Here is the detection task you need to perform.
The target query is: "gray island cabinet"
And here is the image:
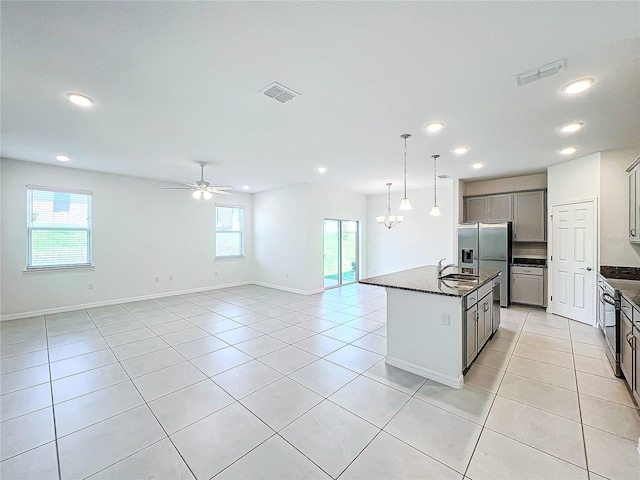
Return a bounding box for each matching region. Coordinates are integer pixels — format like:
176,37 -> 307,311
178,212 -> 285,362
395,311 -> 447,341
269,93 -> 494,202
360,265 -> 500,389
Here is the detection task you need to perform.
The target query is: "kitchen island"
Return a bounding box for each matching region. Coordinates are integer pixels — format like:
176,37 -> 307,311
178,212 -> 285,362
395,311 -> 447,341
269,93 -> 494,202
360,265 -> 501,389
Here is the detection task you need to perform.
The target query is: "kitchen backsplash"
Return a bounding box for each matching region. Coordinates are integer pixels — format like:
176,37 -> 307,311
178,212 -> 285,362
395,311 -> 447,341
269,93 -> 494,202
600,265 -> 640,280
512,241 -> 547,258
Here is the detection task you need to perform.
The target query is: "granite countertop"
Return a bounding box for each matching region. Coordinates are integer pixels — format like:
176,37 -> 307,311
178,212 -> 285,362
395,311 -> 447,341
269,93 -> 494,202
511,257 -> 547,268
607,278 -> 640,312
359,265 -> 500,298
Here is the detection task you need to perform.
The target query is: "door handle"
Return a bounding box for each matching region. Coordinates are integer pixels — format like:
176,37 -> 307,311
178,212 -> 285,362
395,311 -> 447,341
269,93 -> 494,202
632,228 -> 637,237
579,267 -> 592,271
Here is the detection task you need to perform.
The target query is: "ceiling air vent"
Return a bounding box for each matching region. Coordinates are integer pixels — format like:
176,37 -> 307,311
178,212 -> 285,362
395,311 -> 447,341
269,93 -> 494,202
515,59 -> 565,86
260,82 -> 300,103
438,174 -> 450,179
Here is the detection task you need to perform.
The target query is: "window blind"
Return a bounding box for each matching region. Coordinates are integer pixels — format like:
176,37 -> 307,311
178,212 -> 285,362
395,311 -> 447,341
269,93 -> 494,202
27,187 -> 93,268
215,206 -> 244,257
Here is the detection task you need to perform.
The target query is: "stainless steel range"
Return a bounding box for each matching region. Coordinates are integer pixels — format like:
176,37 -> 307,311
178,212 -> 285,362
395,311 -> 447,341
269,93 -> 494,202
598,274 -> 621,377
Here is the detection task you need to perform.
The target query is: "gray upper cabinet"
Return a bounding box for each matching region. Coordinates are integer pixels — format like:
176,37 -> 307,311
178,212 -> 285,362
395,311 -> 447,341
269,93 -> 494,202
464,194 -> 512,222
465,197 -> 488,222
513,190 -> 546,242
464,190 -> 546,241
629,163 -> 640,243
487,194 -> 512,221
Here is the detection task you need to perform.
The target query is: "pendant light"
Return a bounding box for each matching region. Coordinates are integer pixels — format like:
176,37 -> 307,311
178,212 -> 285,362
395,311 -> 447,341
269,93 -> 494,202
398,134 -> 412,210
377,183 -> 403,229
430,154 -> 442,216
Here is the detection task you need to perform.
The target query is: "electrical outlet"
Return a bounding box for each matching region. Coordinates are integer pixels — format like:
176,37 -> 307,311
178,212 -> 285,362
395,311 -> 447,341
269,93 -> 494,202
88,282 -> 94,290
155,276 -> 160,282
441,313 -> 450,325
214,272 -> 218,277
286,273 -> 289,278
169,275 -> 174,281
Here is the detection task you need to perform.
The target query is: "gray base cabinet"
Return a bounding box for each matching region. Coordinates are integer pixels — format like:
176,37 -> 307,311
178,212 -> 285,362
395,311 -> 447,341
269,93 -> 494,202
511,266 -> 546,307
463,282 -> 494,369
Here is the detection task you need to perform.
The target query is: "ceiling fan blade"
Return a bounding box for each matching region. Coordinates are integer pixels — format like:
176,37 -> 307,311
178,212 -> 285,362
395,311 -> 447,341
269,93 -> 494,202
211,186 -> 235,191
161,187 -> 196,190
212,190 -> 233,195
182,183 -> 199,188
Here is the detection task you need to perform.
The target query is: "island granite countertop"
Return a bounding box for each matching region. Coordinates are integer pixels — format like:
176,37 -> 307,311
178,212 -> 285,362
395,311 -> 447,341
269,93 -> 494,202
359,265 -> 500,297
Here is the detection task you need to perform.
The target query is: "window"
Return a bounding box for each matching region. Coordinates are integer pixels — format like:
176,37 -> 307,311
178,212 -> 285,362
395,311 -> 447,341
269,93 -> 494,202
215,206 -> 244,258
27,186 -> 92,269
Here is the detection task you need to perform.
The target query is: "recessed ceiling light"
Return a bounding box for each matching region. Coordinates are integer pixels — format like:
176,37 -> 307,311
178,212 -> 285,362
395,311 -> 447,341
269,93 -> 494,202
425,122 -> 445,133
55,154 -> 70,162
561,78 -> 594,95
65,92 -> 94,107
242,185 -> 250,190
559,122 -> 584,133
317,166 -> 327,173
559,146 -> 578,155
472,163 -> 484,169
453,146 -> 469,154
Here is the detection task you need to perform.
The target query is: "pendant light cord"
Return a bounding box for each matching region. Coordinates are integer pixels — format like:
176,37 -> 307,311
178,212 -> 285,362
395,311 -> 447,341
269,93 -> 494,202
432,154 -> 440,206
403,137 -> 408,198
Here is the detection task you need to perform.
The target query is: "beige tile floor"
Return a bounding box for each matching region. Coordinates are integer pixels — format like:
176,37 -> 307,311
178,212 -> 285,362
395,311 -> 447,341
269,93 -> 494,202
1,284 -> 639,479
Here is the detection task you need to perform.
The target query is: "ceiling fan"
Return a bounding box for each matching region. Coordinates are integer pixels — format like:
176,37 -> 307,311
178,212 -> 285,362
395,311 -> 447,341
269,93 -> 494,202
162,162 -> 234,199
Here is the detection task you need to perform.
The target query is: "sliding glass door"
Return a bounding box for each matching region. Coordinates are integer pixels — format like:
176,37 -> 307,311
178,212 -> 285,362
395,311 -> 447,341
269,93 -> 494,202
323,219 -> 358,289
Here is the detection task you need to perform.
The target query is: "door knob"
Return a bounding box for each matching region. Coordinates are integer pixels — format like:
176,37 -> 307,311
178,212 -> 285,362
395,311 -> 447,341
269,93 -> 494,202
579,267 -> 592,271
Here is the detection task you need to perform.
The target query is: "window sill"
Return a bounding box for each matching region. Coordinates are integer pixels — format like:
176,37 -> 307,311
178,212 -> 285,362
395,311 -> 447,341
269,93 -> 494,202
24,265 -> 95,273
214,256 -> 245,260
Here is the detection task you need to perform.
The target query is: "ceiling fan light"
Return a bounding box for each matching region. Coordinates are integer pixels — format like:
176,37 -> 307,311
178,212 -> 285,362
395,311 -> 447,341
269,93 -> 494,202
203,191 -> 213,200
398,198 -> 413,211
192,190 -> 202,199
430,206 -> 442,216
376,216 -> 385,223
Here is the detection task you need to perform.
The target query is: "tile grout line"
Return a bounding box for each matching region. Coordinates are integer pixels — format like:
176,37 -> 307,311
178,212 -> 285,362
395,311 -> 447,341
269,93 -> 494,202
461,307 -> 526,478
81,302 -> 201,480
43,312 -> 64,480
567,320 -> 592,478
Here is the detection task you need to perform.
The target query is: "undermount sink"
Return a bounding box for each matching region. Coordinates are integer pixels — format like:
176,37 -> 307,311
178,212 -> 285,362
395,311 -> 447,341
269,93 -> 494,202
439,273 -> 480,282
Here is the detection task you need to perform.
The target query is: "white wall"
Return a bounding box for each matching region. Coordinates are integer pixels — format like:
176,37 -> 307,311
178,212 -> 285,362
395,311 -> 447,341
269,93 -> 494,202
253,183 -> 367,293
548,153 -> 601,206
547,152 -> 600,315
600,147 -> 640,267
1,159 -> 254,318
365,182 -> 457,278
463,173 -> 547,197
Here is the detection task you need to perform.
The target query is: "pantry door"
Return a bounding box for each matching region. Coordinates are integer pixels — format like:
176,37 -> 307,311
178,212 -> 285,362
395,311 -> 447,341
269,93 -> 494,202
550,200 -> 596,325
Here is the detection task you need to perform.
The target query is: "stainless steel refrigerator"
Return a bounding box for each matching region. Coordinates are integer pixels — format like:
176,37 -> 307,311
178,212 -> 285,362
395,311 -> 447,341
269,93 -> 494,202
458,222 -> 512,307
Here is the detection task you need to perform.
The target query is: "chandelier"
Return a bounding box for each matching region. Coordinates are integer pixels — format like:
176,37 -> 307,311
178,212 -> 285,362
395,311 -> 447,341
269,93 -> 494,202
377,183 -> 403,229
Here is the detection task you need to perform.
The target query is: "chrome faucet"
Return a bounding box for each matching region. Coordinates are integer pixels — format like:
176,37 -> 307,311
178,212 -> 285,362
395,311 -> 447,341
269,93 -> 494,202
437,257 -> 457,278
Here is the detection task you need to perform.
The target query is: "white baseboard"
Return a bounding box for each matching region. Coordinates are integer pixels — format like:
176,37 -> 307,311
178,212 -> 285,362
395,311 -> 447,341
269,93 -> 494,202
251,281 -> 324,296
0,281 -> 253,321
385,355 -> 464,389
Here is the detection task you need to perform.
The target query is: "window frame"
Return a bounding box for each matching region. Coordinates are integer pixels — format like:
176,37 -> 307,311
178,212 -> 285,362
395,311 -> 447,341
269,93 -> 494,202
26,185 -> 93,270
215,204 -> 245,259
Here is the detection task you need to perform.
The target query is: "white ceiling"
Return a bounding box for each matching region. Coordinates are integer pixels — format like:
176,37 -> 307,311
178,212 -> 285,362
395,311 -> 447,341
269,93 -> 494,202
2,1 -> 639,195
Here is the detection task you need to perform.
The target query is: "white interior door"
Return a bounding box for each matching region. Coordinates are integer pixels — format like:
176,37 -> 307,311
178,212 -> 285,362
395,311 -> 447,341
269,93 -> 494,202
551,200 -> 596,325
